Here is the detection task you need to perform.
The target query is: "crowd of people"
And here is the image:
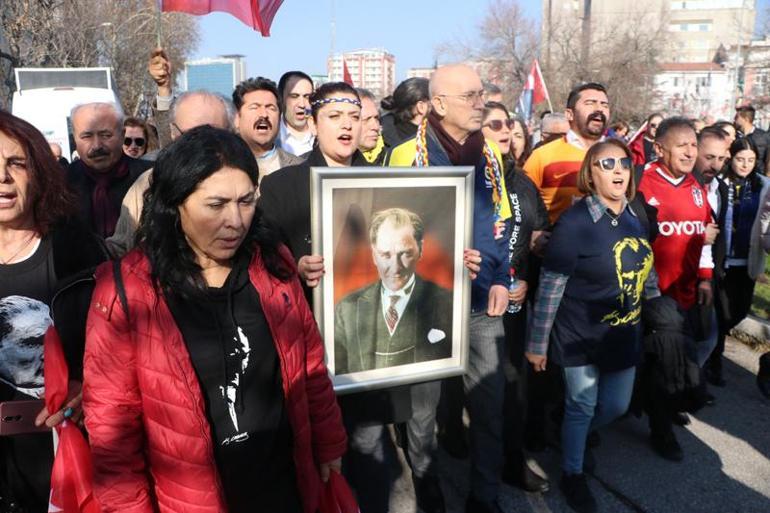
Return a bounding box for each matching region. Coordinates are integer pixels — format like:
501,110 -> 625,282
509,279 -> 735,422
1,47 -> 770,513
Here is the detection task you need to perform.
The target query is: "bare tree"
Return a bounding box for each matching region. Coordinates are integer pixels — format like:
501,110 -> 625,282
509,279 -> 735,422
541,4 -> 669,123
0,0 -> 199,114
436,0 -> 539,108
437,0 -> 667,122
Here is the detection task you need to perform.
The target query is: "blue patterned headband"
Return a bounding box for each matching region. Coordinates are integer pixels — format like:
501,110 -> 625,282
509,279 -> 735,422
310,97 -> 361,108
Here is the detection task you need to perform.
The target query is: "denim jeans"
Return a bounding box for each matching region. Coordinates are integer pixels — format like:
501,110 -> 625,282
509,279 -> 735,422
561,364 -> 636,474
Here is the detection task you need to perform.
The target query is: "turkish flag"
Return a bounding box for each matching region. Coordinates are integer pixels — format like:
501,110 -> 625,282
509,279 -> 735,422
45,328 -> 100,513
342,60 -> 354,86
515,59 -> 550,121
161,0 -> 284,36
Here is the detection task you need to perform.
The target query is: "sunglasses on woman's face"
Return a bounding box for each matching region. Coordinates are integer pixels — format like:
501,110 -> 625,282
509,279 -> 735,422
593,157 -> 632,172
484,119 -> 515,131
124,137 -> 146,147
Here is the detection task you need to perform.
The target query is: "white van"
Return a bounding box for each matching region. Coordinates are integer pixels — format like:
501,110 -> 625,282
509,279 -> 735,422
11,68 -> 120,160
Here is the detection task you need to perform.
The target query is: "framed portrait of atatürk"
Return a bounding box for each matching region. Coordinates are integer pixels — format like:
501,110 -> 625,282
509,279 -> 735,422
310,166 -> 474,394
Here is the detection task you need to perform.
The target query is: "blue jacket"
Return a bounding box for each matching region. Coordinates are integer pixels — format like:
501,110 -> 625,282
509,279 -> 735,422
387,126 -> 511,312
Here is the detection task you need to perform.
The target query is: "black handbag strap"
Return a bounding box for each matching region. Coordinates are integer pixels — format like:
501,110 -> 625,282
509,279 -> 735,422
111,259 -> 130,322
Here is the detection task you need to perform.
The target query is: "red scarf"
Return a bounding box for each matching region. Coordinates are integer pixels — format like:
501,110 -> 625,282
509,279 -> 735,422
78,156 -> 129,238
427,111 -> 484,166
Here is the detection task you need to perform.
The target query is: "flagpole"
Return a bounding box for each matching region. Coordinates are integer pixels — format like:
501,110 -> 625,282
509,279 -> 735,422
156,0 -> 163,47
535,60 -> 554,112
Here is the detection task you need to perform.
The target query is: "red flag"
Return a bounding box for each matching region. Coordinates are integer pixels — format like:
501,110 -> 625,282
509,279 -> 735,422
45,328 -> 100,513
525,60 -> 548,105
342,60 -> 354,86
161,0 -> 284,36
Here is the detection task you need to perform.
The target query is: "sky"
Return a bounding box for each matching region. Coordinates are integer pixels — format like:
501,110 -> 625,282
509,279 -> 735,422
194,0 -> 770,84
193,0 -> 542,83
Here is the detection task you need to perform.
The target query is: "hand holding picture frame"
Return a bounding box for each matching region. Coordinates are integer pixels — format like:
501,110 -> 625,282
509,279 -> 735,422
310,166 -> 474,394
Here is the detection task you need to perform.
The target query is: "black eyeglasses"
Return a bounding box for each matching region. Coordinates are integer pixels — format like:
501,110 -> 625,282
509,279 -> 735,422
484,119 -> 516,132
594,157 -> 632,172
124,137 -> 145,147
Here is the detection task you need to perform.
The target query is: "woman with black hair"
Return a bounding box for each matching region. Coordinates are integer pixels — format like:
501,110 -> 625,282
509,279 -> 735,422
478,101 -> 550,492
380,77 -> 430,148
259,81 -> 368,291
82,126 -> 346,513
708,137 -> 770,384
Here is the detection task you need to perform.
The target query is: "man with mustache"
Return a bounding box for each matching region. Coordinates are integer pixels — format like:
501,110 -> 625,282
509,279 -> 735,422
67,103 -> 151,239
524,82 -> 610,224
388,64 -> 513,513
277,71 -> 315,156
233,77 -> 304,180
693,127 -> 730,389
334,208 -> 453,374
637,117 -> 718,462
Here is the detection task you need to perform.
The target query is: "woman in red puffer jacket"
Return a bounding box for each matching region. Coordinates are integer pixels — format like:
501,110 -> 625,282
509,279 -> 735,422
83,126 -> 346,513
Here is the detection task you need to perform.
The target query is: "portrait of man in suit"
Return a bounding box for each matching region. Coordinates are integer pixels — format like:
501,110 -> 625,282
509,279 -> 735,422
334,207 -> 453,375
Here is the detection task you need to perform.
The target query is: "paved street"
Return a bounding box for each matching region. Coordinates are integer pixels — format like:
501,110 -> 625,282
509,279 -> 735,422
388,338 -> 770,513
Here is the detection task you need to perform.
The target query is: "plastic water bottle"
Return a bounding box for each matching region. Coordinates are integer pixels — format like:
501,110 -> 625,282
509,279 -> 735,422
507,270 -> 522,314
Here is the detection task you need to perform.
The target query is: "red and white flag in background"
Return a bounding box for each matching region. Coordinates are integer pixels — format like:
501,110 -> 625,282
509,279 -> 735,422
515,60 -> 551,122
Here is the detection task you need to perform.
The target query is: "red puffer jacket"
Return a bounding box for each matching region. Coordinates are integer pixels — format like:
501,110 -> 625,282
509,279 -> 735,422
82,247 -> 346,513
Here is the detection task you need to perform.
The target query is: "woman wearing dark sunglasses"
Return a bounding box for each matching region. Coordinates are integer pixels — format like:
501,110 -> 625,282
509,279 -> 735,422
526,138 -> 657,513
482,102 -> 532,168
122,117 -> 149,158
480,101 -> 552,493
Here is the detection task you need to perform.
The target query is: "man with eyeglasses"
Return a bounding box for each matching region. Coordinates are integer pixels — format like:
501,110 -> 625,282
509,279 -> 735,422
637,117 -> 718,463
122,117 -> 149,159
67,102 -> 152,239
388,64 -> 513,513
105,91 -> 233,257
524,82 -> 610,224
277,71 -> 315,156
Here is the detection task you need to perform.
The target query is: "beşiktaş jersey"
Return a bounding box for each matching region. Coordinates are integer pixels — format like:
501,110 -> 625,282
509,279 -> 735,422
637,162 -> 714,309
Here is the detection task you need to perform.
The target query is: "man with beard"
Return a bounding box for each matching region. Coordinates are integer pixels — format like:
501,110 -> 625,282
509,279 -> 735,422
233,77 -> 304,180
524,82 -> 609,224
67,103 -> 151,239
692,128 -> 731,388
277,71 -> 315,156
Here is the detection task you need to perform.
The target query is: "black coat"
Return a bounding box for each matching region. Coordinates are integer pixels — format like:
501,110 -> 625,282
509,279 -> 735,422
66,155 -> 151,238
258,145 -> 369,267
258,147 -> 412,423
503,165 -> 549,282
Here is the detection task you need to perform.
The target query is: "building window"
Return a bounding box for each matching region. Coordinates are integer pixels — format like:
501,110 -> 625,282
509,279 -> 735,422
670,20 -> 712,32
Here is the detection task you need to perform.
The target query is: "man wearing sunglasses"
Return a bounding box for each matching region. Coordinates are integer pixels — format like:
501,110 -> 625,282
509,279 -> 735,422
122,117 -> 149,159
524,82 -> 610,224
